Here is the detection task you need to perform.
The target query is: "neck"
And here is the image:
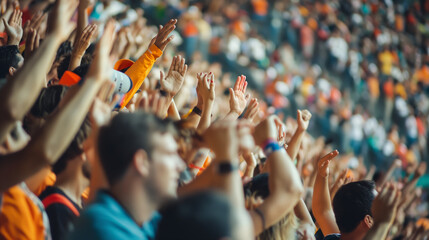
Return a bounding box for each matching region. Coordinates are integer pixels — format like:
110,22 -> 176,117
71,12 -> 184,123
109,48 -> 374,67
110,181 -> 158,226
340,230 -> 367,240
55,167 -> 89,207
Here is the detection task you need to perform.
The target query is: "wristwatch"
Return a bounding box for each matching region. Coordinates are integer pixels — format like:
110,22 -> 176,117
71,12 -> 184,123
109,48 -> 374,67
216,162 -> 239,174
192,106 -> 202,116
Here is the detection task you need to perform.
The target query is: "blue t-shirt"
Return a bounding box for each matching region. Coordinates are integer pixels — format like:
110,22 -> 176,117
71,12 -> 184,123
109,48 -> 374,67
68,190 -> 161,240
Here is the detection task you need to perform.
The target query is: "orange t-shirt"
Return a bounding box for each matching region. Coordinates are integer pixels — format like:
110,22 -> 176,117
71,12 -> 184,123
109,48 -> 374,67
0,186 -> 46,240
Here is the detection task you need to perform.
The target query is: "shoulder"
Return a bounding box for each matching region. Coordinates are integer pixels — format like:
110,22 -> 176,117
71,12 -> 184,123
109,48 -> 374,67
324,233 -> 341,240
69,204 -> 145,240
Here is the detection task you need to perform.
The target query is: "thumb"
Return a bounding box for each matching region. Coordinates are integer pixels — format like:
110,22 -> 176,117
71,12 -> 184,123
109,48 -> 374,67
297,110 -> 302,120
229,88 -> 235,99
2,18 -> 9,28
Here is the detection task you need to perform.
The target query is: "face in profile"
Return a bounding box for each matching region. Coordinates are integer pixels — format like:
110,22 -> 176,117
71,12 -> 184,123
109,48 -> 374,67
146,132 -> 186,202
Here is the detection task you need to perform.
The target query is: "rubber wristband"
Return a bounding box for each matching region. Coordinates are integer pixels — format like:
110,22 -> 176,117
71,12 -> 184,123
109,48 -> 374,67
263,142 -> 282,157
262,138 -> 276,150
189,164 -> 205,171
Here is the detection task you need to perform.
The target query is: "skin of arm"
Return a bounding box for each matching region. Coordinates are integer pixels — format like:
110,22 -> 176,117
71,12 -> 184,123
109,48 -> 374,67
196,73 -> 215,133
0,35 -> 62,144
363,183 -> 401,240
249,116 -> 304,235
286,110 -> 312,161
294,199 -> 316,230
167,99 -> 181,121
0,16 -> 114,192
312,150 -> 341,236
0,78 -> 103,192
73,0 -> 89,50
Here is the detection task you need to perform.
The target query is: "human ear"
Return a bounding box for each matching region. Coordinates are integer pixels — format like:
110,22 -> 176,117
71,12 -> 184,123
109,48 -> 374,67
9,67 -> 16,76
364,215 -> 373,228
133,149 -> 150,178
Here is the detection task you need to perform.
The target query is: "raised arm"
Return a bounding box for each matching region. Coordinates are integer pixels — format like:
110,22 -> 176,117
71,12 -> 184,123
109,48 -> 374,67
249,116 -> 304,235
196,73 -> 215,133
312,150 -> 341,236
0,0 -> 77,144
363,183 -> 401,240
286,110 -> 311,161
0,18 -> 116,192
224,75 -> 250,121
377,159 -> 401,187
121,19 -> 177,108
69,24 -> 97,71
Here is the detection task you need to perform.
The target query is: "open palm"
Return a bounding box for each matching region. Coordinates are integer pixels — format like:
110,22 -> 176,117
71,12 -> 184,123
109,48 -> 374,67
229,75 -> 250,115
160,55 -> 188,97
3,9 -> 23,45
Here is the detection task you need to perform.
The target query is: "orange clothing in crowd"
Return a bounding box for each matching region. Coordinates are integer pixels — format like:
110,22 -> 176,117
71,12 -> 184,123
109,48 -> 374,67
0,186 -> 46,240
383,81 -> 395,99
121,44 -> 163,108
414,66 -> 429,85
367,77 -> 380,98
33,171 -> 56,196
252,0 -> 268,16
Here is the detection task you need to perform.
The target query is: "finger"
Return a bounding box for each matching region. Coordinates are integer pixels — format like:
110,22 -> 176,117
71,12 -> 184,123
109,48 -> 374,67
182,64 -> 188,76
320,150 -> 339,162
233,76 -> 240,90
180,57 -> 186,75
168,56 -> 176,75
297,110 -> 302,120
229,88 -> 236,99
175,55 -> 181,71
239,75 -> 245,91
34,30 -> 40,49
160,70 -> 165,83
203,74 -> 209,89
2,18 -> 9,28
243,79 -> 248,93
110,94 -> 120,109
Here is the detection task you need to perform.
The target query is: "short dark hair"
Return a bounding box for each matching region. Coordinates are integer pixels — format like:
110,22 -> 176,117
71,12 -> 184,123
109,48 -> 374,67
57,49 -> 94,79
29,85 -> 68,118
156,191 -> 234,240
332,180 -> 376,233
0,45 -> 22,78
98,112 -> 176,185
55,41 -> 73,63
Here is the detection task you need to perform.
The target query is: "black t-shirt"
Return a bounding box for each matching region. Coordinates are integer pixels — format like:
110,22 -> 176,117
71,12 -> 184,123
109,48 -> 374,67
39,186 -> 82,240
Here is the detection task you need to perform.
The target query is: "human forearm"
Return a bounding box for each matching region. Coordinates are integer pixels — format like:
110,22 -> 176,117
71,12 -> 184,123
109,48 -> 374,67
286,128 -> 305,161
167,100 -> 181,121
30,79 -> 101,165
74,3 -> 89,49
196,101 -> 213,133
224,111 -> 240,121
294,199 -> 315,229
363,222 -> 391,240
0,35 -> 62,143
313,174 -> 340,234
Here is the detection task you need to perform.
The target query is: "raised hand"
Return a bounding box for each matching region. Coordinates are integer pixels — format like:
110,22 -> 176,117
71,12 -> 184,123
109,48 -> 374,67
199,120 -> 240,160
154,19 -> 177,51
86,19 -> 116,82
229,75 -> 250,116
243,98 -> 259,122
72,24 -> 97,58
297,109 -> 312,132
197,72 -> 215,103
2,9 -> 23,45
371,183 -> 401,226
160,55 -> 188,97
22,11 -> 46,41
47,0 -> 79,41
90,81 -> 119,127
24,28 -> 40,60
136,91 -> 169,119
253,115 -> 284,147
330,169 -> 353,200
317,150 -> 339,178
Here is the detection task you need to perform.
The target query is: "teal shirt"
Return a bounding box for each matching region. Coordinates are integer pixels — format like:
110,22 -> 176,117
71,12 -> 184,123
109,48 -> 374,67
68,190 -> 161,240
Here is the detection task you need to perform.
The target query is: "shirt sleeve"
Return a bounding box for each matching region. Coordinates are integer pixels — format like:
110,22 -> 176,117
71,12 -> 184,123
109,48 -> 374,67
121,44 -> 163,108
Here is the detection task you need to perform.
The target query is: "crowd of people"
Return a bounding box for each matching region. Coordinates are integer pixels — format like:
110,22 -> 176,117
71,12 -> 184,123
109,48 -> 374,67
0,0 -> 428,239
